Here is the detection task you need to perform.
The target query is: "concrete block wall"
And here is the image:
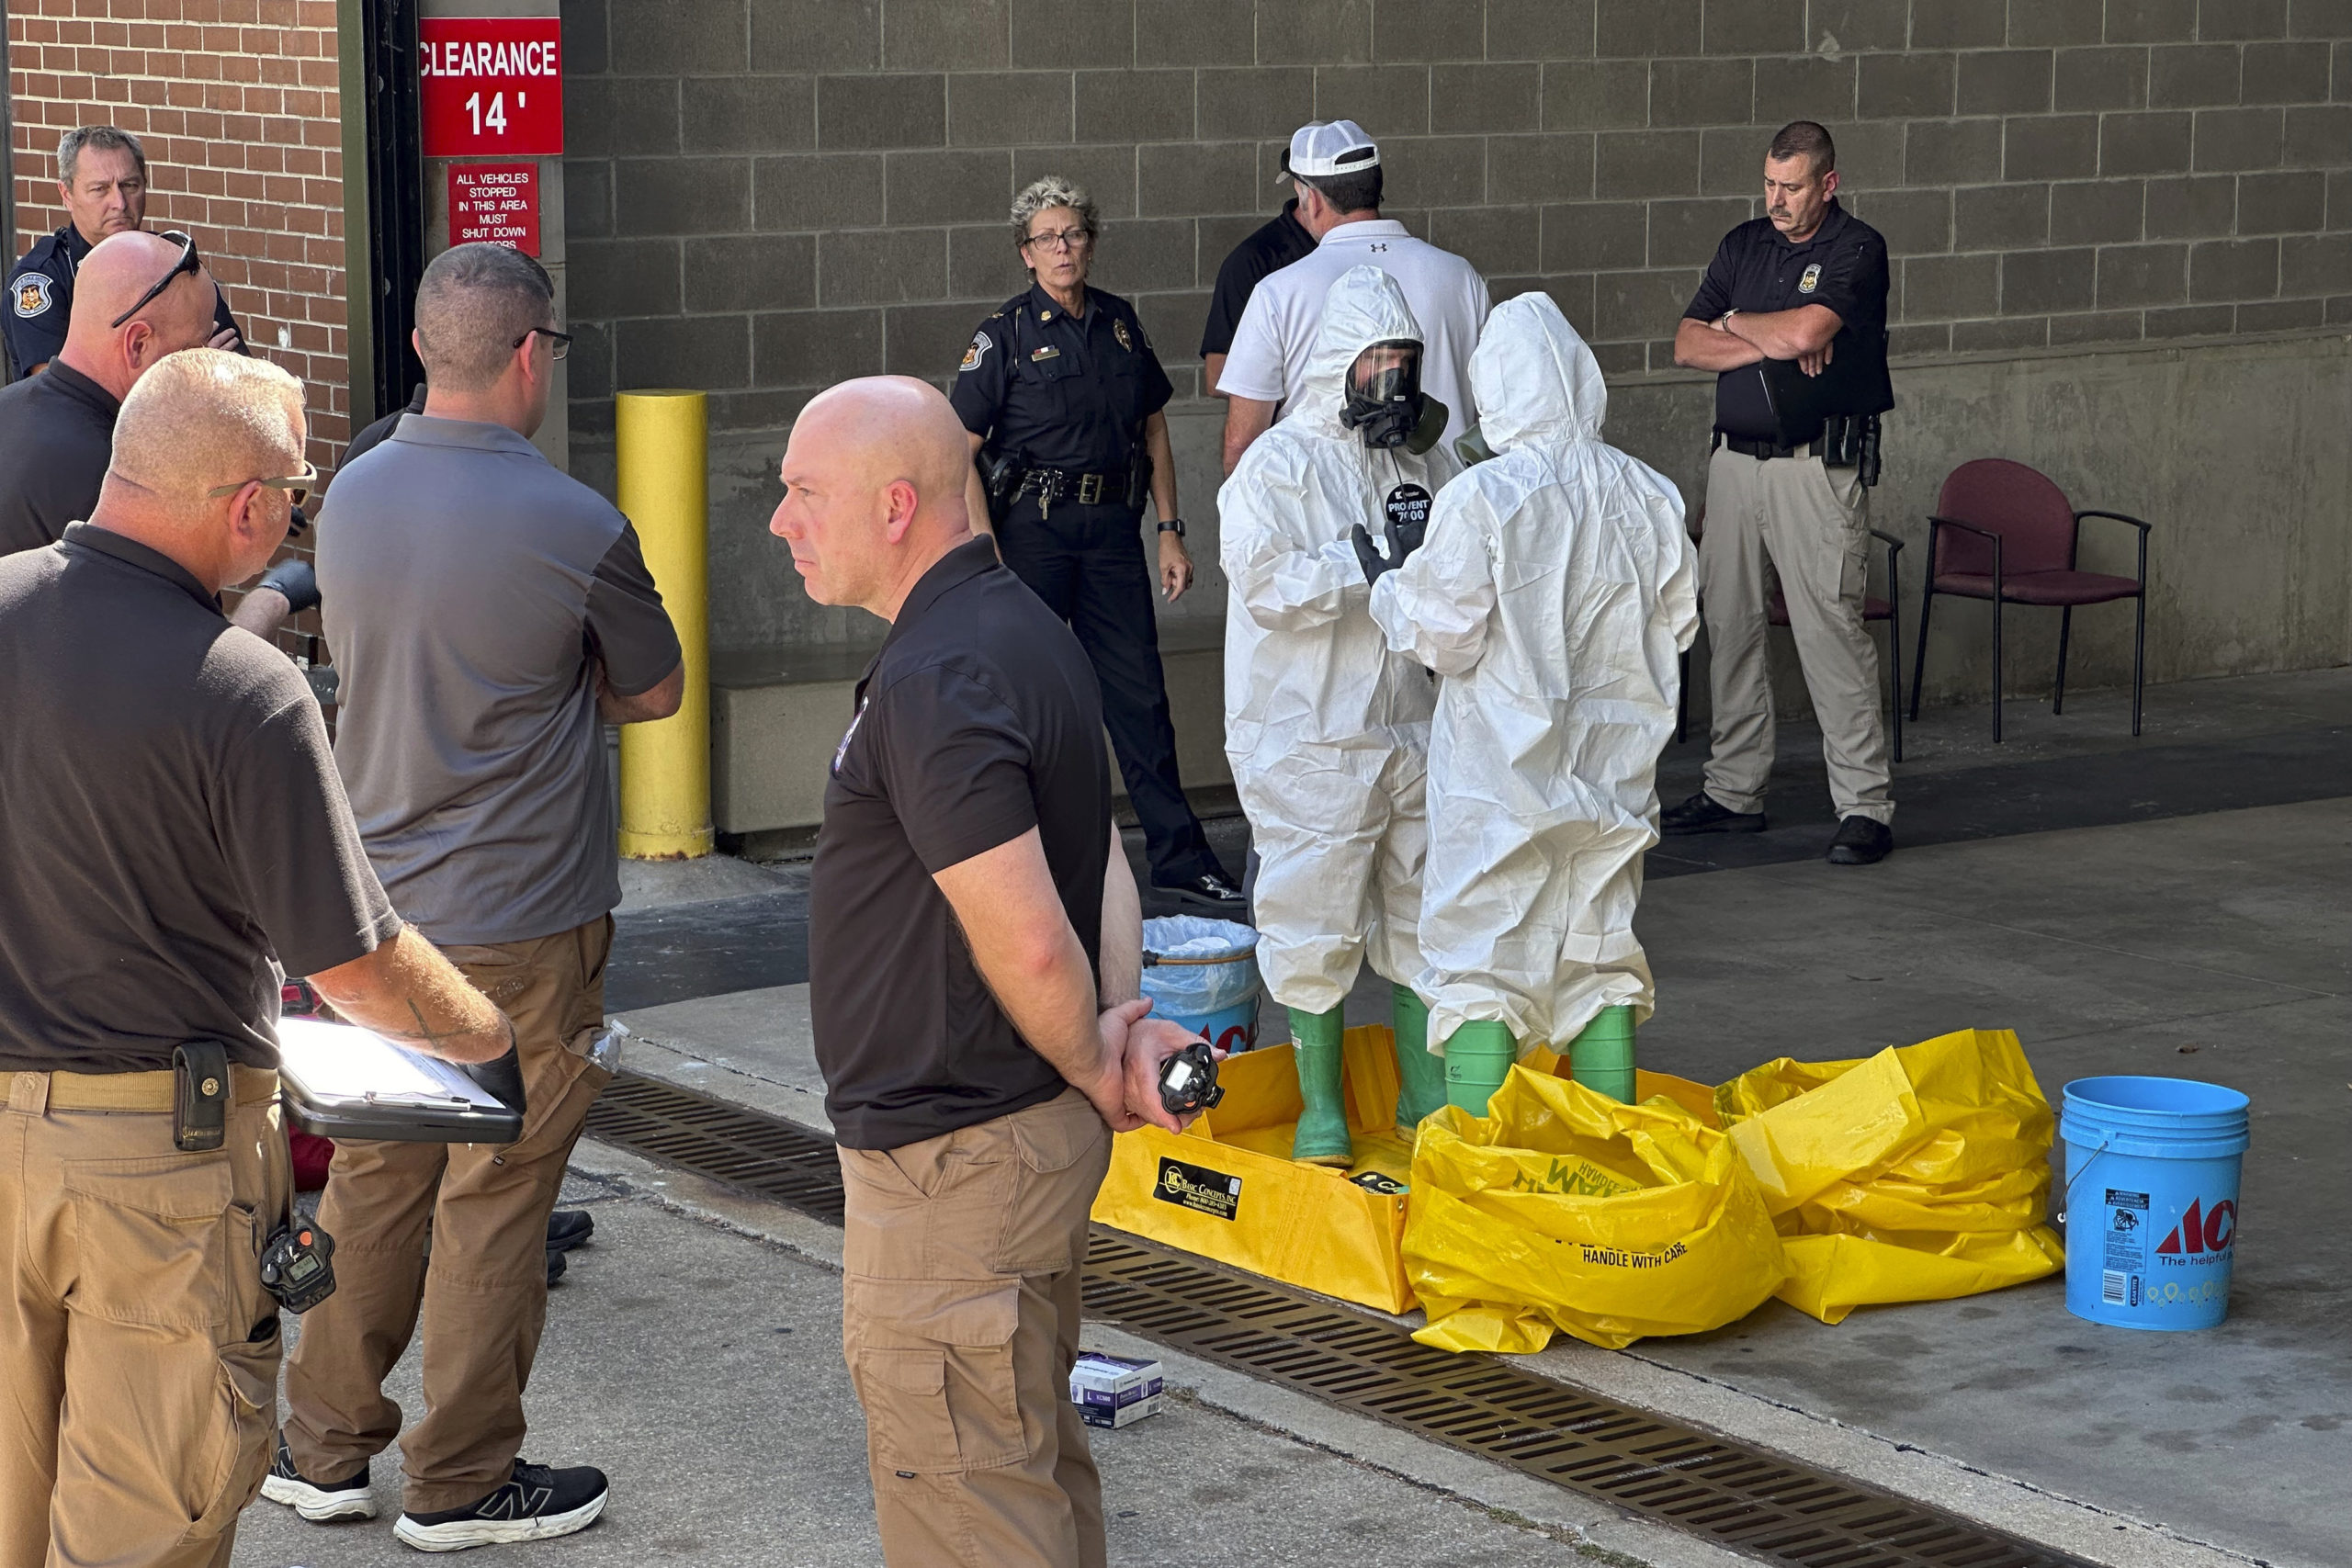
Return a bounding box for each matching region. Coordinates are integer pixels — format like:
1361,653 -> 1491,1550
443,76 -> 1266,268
561,0 -> 2352,696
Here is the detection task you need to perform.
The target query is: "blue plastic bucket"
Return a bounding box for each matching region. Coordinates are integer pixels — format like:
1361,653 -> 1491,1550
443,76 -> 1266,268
2060,1076 -> 2249,1331
1139,918 -> 1261,1056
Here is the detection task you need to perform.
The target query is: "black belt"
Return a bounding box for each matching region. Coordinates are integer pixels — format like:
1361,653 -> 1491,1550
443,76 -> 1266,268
1015,466 -> 1120,513
1716,431 -> 1826,462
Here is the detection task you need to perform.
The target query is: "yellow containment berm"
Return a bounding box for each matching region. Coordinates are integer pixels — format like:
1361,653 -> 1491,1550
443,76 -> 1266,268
1091,1026 -> 2066,1351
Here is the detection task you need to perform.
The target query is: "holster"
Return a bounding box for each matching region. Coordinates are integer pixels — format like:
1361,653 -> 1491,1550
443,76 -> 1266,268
978,446 -> 1023,526
1124,449 -> 1152,512
1820,412 -> 1884,487
173,1040 -> 232,1152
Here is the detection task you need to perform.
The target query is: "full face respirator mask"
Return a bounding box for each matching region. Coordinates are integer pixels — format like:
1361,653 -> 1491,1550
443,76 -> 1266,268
1340,341 -> 1447,456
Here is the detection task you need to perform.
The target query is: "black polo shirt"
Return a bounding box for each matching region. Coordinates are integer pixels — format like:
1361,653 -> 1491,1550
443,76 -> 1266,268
341,383 -> 427,470
5,221 -> 243,379
0,361 -> 116,555
808,536 -> 1114,1151
1200,200 -> 1317,358
1685,200 -> 1893,443
0,524 -> 400,1074
950,283 -> 1173,475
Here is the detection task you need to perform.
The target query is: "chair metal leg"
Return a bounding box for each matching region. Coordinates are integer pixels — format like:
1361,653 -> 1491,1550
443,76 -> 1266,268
1908,587 -> 1934,723
2053,605 -> 2072,716
1991,594 -> 2004,743
2132,592 -> 2146,738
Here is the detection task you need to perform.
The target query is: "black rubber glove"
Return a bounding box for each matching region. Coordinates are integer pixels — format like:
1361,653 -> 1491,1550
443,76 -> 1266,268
256,558 -> 321,615
460,1039 -> 527,1116
1351,512 -> 1428,586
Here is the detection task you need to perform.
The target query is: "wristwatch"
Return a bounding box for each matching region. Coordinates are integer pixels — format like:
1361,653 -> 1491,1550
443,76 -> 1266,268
1156,518 -> 1186,537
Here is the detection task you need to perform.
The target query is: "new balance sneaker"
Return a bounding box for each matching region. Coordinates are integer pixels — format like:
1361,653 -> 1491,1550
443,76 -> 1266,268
259,1431 -> 376,1521
393,1460 -> 609,1552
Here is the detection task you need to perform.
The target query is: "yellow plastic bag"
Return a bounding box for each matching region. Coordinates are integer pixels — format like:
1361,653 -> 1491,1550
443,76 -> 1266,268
1715,1027 -> 2065,1324
1091,1026 -> 1419,1314
1401,1067 -> 1787,1352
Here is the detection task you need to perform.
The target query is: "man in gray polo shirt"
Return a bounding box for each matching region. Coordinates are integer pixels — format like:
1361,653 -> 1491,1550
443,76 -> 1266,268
273,243 -> 682,1551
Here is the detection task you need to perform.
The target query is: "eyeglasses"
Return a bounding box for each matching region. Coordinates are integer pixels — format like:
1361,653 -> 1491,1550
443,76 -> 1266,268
206,460 -> 319,510
515,326 -> 572,361
109,230 -> 201,329
1021,228 -> 1091,254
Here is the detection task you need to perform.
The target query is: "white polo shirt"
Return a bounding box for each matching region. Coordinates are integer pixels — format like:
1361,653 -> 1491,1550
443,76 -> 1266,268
1217,218 -> 1492,447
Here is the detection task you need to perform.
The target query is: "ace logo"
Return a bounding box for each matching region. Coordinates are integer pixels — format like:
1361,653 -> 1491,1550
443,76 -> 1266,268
2154,1197 -> 2236,1257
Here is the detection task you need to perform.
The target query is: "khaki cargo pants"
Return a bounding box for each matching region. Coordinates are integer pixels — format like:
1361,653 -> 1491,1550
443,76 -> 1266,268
839,1088 -> 1114,1568
1698,445 -> 1895,825
283,916 -> 613,1515
0,1066 -> 288,1568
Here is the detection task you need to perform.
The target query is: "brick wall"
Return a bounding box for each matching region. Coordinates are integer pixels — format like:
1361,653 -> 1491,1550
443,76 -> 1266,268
6,0 -> 352,472
560,0 -> 2352,442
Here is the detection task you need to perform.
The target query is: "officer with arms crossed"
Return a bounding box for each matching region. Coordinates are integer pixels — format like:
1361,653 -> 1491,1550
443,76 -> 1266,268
0,348 -> 519,1568
6,126 -> 242,378
268,243 -> 684,1551
1668,120 -> 1896,865
953,175 -> 1242,913
774,376 -> 1204,1568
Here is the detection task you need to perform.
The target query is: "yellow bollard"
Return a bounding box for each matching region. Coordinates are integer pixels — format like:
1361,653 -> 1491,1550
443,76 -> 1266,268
616,389 -> 713,860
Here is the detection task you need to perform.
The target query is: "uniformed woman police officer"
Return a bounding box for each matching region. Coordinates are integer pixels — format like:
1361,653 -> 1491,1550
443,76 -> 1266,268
950,175 -> 1240,909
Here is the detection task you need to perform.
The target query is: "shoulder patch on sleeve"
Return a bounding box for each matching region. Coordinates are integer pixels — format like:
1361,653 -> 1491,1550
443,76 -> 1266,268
12,273 -> 53,319
960,329 -> 991,374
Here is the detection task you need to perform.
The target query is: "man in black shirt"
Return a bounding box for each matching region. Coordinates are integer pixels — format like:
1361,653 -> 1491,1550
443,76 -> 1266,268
1668,121 -> 1897,865
5,126 -> 243,379
1199,195 -> 1315,395
775,375 -> 1200,1568
0,347 -> 517,1568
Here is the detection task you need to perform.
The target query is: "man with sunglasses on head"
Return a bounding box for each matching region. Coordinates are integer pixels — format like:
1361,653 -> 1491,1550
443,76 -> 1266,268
267,243 -> 683,1551
5,126 -> 243,381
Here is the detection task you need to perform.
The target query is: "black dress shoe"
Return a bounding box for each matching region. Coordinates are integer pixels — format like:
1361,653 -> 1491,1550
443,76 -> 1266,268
1155,870 -> 1246,910
1659,791 -> 1768,835
1826,816 -> 1894,864
547,1210 -> 595,1253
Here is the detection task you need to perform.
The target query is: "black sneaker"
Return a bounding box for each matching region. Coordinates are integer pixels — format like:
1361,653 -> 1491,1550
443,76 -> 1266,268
546,1210 -> 594,1253
260,1431 -> 376,1521
546,1247 -> 567,1289
1826,816 -> 1894,865
394,1460 -> 609,1552
1659,791 -> 1768,835
1155,870 -> 1246,910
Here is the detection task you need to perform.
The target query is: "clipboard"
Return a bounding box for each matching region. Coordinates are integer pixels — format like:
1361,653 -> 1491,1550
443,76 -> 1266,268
277,1017 -> 525,1144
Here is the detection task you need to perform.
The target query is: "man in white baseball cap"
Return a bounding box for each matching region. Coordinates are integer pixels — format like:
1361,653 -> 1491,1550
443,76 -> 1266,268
1218,120 -> 1490,475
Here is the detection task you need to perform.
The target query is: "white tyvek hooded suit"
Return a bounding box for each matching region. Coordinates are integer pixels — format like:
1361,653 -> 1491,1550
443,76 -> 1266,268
1219,266 -> 1463,1015
1369,291 -> 1698,1054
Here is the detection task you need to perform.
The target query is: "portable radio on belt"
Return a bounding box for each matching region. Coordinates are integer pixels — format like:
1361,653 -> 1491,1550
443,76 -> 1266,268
173,1040 -> 232,1152
261,1202 -> 338,1314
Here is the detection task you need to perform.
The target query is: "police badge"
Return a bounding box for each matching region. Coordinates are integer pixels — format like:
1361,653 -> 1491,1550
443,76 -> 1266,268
13,273 -> 53,319
1798,263 -> 1822,295
1113,317 -> 1133,352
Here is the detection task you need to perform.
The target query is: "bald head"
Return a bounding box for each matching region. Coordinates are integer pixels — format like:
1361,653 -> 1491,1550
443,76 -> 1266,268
60,231 -> 220,399
770,376 -> 978,619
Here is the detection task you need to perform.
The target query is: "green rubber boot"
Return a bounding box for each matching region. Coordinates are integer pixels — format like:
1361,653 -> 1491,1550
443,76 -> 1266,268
1442,1021 -> 1518,1116
1568,1004 -> 1637,1103
1288,1005 -> 1352,1166
1391,985 -> 1447,1130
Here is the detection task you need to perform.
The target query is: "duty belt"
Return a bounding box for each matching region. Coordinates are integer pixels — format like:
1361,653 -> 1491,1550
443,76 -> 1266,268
1016,466 -> 1117,516
1716,431 -> 1827,462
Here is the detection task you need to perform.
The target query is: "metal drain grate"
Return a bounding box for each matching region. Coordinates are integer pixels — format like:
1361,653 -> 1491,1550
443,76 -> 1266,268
585,1071 -> 2095,1568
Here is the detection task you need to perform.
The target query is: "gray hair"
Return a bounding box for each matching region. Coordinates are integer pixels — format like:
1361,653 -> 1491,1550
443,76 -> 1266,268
112,349 -> 306,509
413,243 -> 555,393
1009,175 -> 1097,247
59,126 -> 147,188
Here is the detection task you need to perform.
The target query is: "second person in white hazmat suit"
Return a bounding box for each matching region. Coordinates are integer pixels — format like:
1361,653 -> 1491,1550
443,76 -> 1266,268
1220,265 -> 1463,1165
1364,291 -> 1699,1113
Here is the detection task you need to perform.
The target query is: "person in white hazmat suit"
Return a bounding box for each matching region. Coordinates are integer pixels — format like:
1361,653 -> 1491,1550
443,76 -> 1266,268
1363,291 -> 1699,1114
1220,265 -> 1462,1165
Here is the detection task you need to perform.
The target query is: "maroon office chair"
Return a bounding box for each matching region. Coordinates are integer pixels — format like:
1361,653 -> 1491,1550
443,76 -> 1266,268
1675,512 -> 1906,763
1908,459 -> 2150,742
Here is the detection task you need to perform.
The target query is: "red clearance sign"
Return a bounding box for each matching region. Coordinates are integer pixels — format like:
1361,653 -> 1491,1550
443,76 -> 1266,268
448,163 -> 541,254
419,17 -> 564,158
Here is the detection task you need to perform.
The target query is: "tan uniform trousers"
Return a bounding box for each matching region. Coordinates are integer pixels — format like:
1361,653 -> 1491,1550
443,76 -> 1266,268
282,916 -> 613,1515
839,1088 -> 1114,1568
1698,445 -> 1895,824
1,1066 -> 288,1568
